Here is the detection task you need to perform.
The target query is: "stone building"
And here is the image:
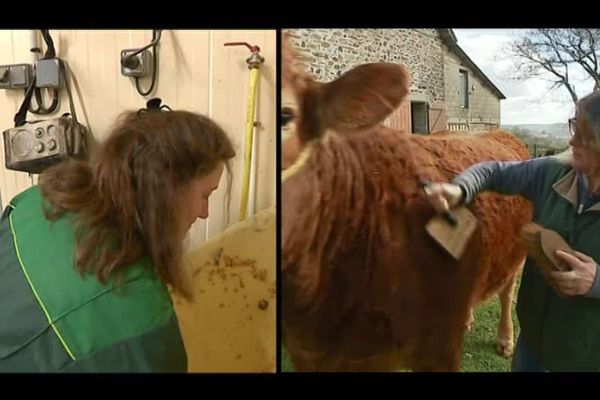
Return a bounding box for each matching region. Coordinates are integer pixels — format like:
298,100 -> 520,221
286,28 -> 505,133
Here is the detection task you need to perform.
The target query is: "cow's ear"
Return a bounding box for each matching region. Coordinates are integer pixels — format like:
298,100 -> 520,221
294,81 -> 328,142
323,63 -> 410,131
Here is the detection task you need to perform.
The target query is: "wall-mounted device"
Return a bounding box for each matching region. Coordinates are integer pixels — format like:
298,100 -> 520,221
3,31 -> 89,174
27,30 -> 61,115
4,115 -> 88,173
35,58 -> 62,88
121,48 -> 150,77
0,64 -> 33,90
120,30 -> 162,96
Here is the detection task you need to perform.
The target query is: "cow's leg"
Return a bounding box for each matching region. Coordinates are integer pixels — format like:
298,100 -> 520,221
496,263 -> 522,357
465,307 -> 475,332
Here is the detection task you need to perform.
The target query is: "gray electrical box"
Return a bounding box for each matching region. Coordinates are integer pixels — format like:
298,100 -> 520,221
121,49 -> 150,77
35,59 -> 62,88
0,64 -> 33,90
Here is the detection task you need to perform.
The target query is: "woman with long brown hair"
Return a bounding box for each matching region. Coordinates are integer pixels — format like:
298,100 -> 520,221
0,104 -> 235,372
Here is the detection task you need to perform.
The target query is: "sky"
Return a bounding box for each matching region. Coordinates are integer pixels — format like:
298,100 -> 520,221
453,29 -> 595,125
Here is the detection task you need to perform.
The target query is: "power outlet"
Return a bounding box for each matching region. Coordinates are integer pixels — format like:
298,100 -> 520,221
121,49 -> 150,77
0,64 -> 32,89
10,64 -> 32,88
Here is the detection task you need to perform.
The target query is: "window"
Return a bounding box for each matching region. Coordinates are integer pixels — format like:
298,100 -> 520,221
459,69 -> 469,108
411,101 -> 429,134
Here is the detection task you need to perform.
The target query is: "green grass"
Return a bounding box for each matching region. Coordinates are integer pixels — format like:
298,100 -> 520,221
460,297 -> 520,372
281,294 -> 520,372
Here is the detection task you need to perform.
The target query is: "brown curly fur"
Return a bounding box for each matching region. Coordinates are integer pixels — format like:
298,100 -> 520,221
282,34 -> 532,371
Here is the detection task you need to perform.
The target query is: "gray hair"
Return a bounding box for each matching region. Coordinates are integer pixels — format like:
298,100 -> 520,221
578,91 -> 600,149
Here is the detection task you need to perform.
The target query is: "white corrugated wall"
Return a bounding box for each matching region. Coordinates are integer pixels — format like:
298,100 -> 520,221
0,29 -> 276,245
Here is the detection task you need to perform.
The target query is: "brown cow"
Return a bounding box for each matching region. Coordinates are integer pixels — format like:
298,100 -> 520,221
281,35 -> 533,372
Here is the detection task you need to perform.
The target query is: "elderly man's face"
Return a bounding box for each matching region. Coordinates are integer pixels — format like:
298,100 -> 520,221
570,112 -> 600,175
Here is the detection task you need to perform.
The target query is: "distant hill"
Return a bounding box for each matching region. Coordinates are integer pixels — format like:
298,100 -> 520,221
502,123 -> 569,139
501,123 -> 570,156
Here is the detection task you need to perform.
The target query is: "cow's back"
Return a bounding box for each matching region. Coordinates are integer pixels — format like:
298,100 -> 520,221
411,130 -> 531,302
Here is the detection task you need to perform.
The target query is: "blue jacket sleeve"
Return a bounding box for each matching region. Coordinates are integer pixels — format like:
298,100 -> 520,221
451,156 -> 556,204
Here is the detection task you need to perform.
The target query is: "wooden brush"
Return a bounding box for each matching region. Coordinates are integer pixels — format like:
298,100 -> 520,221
520,222 -> 573,294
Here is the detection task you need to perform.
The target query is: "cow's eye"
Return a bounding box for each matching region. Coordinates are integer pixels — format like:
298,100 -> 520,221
282,107 -> 296,127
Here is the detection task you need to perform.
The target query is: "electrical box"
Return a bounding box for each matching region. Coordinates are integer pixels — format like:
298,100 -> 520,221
121,48 -> 150,77
0,64 -> 33,90
3,116 -> 88,174
35,58 -> 62,88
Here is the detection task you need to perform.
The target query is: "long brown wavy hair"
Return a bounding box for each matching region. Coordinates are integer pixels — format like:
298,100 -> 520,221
38,110 -> 235,300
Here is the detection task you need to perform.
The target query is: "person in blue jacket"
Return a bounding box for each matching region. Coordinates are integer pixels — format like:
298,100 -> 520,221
425,91 -> 600,372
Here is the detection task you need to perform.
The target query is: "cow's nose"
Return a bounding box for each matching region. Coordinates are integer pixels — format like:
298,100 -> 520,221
281,107 -> 295,127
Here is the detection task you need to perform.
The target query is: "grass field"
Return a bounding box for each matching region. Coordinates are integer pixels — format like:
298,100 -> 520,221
281,293 -> 520,372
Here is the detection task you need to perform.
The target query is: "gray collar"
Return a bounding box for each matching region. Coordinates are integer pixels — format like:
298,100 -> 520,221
552,169 -> 600,212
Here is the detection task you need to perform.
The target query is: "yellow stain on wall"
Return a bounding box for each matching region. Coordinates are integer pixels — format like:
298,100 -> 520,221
172,207 -> 276,372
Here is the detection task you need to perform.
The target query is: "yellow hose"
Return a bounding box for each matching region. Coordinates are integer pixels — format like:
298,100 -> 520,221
239,67 -> 260,221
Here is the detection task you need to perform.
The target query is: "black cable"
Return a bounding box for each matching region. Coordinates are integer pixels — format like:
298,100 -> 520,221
29,29 -> 60,115
30,87 -> 59,115
124,29 -> 162,62
40,30 -> 56,59
134,29 -> 160,97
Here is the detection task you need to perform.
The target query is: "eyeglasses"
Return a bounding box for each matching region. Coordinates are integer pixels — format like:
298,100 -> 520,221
569,117 -> 577,136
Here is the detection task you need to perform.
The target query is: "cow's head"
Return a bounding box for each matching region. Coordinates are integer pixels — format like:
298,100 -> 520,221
281,32 -> 411,171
